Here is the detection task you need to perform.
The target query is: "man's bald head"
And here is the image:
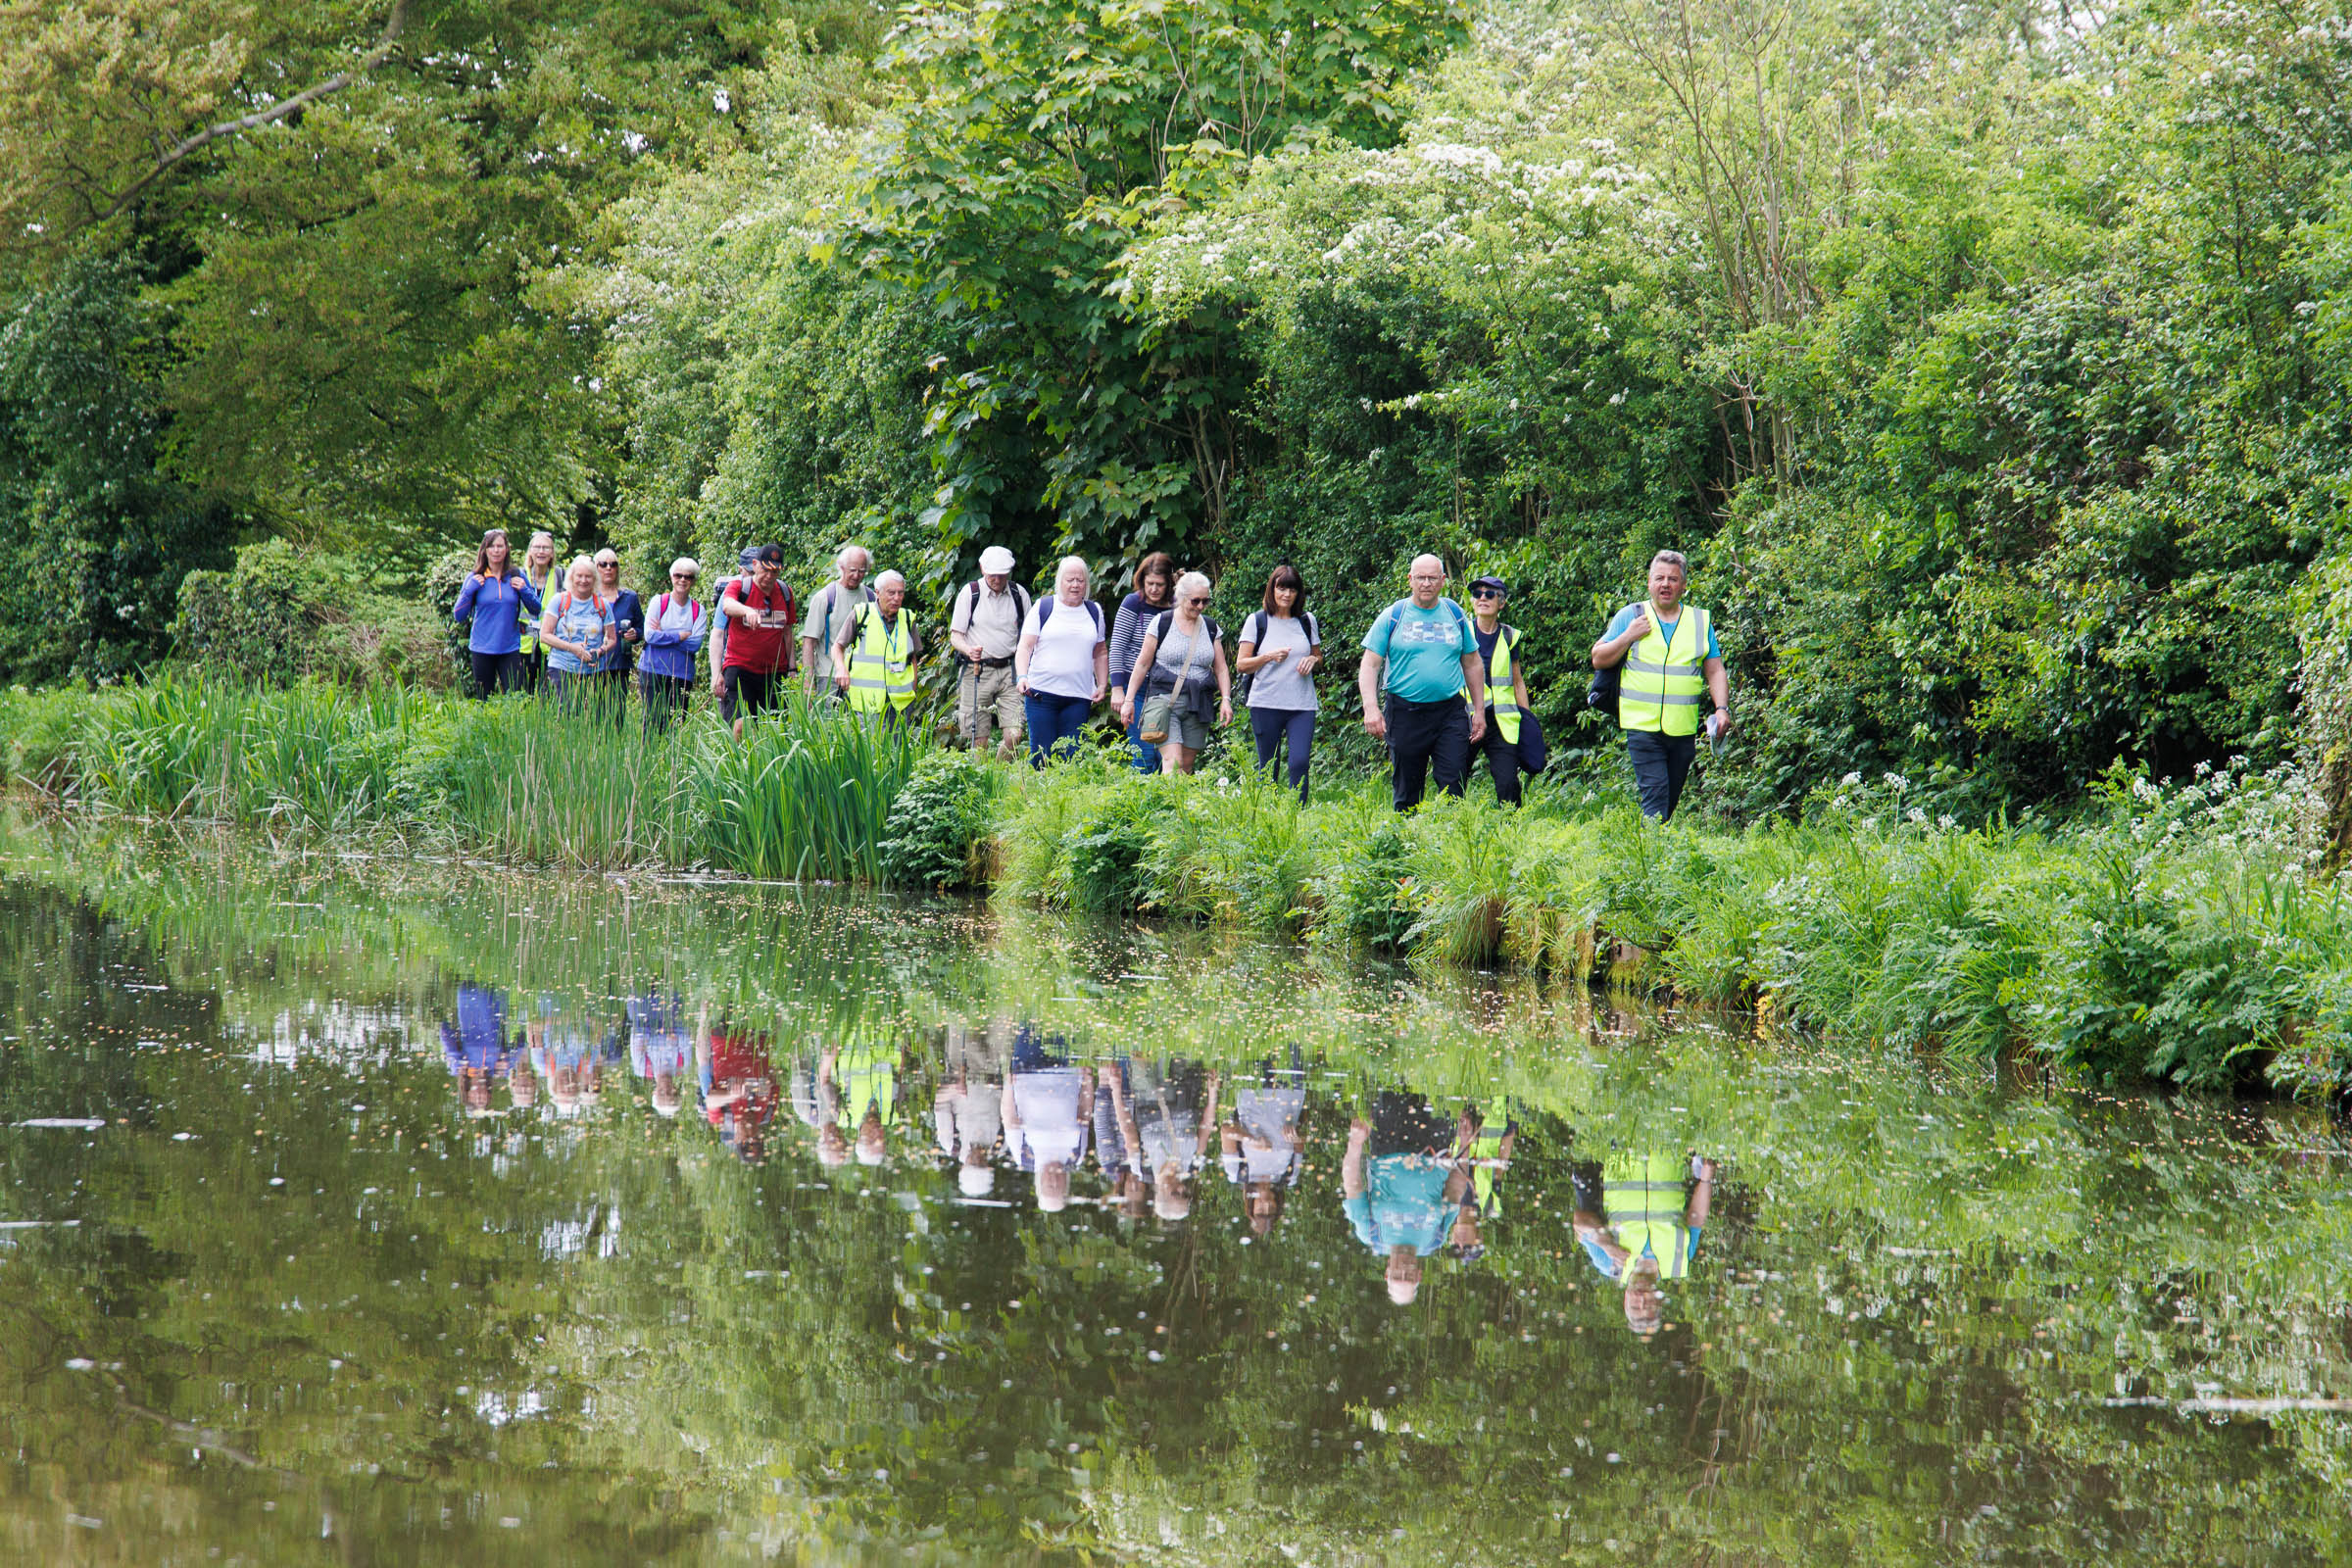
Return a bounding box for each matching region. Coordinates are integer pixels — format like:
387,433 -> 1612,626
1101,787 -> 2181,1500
1407,555 -> 1446,608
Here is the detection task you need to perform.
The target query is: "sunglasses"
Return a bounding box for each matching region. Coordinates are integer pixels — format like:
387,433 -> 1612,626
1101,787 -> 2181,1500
596,560 -> 618,569
1471,587 -> 1503,599
670,572 -> 698,581
1184,596 -> 1210,607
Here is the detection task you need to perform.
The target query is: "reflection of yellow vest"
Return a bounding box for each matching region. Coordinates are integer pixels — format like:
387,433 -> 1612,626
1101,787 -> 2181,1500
1618,603 -> 1710,736
1603,1151 -> 1692,1278
838,1043 -> 897,1127
844,608 -> 915,713
1485,625 -> 1521,744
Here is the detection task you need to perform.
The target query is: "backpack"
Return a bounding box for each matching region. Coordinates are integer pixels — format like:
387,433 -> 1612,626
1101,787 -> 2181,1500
1036,597 -> 1103,635
956,578 -> 1032,662
652,592 -> 704,628
1237,609 -> 1320,706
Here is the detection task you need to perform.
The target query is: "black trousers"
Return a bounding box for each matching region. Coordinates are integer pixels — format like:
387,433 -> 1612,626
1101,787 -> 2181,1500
1385,696 -> 1469,811
1627,729 -> 1698,820
468,650 -> 522,699
641,671 -> 693,735
1479,707 -> 1522,806
1250,706 -> 1315,801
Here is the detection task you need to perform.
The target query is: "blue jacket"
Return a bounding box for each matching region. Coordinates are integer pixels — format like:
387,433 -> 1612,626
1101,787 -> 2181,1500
597,587 -> 645,673
639,590 -> 709,680
453,573 -> 544,656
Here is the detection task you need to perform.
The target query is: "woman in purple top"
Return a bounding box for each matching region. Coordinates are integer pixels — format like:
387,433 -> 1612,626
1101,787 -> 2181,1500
451,529 -> 545,698
638,558 -> 709,734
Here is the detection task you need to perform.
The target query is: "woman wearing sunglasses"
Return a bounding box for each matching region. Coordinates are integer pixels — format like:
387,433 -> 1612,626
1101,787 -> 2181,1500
1117,571 -> 1232,775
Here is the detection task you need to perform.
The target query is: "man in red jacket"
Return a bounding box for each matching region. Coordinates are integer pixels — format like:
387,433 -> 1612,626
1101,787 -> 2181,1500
714,543 -> 796,738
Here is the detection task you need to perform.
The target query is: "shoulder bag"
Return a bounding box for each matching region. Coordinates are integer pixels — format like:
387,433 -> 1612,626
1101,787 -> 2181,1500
1138,613 -> 1207,746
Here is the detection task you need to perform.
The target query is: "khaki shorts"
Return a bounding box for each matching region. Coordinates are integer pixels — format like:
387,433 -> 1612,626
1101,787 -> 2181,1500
1161,708 -> 1210,751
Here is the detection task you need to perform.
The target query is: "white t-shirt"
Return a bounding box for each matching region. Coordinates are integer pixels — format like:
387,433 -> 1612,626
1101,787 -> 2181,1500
1022,598 -> 1104,701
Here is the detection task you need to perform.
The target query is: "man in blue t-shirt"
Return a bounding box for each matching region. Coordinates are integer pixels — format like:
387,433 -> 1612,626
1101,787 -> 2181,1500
1357,555 -> 1488,811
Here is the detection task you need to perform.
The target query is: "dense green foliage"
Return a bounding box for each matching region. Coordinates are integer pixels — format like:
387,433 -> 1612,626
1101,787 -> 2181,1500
172,537 -> 461,689
5,0 -> 2348,828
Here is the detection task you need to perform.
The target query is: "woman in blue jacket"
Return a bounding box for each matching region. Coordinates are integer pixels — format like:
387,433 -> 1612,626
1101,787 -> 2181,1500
451,529 -> 544,697
638,557 -> 709,733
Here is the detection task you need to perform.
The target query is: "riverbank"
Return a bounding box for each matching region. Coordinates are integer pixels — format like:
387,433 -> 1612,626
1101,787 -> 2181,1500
2,678 -> 2341,1093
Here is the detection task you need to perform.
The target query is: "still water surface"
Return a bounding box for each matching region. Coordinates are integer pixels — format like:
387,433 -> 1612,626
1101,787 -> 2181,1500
2,832 -> 2348,1565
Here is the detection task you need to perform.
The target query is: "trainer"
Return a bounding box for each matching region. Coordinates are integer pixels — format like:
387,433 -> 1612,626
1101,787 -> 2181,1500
1357,555 -> 1486,811
1591,549 -> 1729,820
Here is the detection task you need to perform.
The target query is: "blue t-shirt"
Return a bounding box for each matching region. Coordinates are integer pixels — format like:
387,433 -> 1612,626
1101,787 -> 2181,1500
1362,598 -> 1476,703
1604,603 -> 1720,662
545,593 -> 615,674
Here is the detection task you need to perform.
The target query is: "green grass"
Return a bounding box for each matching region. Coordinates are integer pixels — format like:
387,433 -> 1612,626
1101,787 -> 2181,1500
2,676 -> 2343,1093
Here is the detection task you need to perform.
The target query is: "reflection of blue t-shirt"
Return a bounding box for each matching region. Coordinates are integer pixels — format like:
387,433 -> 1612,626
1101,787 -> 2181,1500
1363,598 -> 1475,703
1604,603 -> 1720,661
1344,1153 -> 1455,1257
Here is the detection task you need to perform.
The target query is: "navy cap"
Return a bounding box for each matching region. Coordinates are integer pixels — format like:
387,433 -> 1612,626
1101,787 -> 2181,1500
1468,575 -> 1507,596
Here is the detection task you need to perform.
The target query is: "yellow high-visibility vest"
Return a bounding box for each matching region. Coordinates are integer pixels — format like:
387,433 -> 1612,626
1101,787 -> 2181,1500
844,607 -> 916,713
1487,624 -> 1522,743
1618,603 -> 1711,737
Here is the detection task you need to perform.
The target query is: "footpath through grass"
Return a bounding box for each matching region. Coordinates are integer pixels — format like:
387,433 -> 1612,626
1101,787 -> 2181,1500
1,676 -> 2342,1093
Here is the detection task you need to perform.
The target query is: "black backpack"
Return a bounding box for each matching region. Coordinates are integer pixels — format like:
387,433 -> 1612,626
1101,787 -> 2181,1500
1586,603 -> 1638,722
1237,609 -> 1320,707
955,578 -> 1032,663
1036,597 -> 1103,634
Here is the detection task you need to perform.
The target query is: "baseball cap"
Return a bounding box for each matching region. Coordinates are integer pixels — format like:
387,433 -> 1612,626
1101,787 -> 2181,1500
753,543 -> 785,565
979,545 -> 1015,575
1468,574 -> 1508,596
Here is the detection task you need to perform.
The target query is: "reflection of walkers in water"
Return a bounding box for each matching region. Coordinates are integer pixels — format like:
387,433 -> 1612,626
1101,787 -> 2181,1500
934,1020 -> 1006,1198
1575,1151 -> 1716,1339
1447,1101 -> 1517,1262
1002,1025 -> 1093,1212
626,993 -> 691,1119
1344,1091 -> 1470,1305
697,1005 -> 778,1161
1107,1057 -> 1219,1223
1092,1058 -> 1149,1220
817,1036 -> 899,1169
528,992 -> 612,1118
1221,1050 -> 1308,1236
443,983 -> 517,1116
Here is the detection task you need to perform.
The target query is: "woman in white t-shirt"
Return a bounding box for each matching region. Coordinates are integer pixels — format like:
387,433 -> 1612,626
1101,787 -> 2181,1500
1015,555 -> 1108,765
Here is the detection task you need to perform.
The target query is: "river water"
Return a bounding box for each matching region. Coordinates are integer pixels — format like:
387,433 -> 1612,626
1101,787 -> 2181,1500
1,829 -> 2347,1565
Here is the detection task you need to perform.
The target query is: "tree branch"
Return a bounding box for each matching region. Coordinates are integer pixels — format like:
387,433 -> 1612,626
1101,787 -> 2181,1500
92,0 -> 416,227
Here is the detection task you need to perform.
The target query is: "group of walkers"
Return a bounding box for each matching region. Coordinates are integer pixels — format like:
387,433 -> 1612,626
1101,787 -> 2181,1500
443,990 -> 1717,1333
454,529 -> 1733,820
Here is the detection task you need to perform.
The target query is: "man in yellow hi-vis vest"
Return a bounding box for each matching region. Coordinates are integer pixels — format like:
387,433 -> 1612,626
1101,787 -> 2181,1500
834,569 -> 922,721
1590,549 -> 1730,820
1576,1150 -> 1717,1339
